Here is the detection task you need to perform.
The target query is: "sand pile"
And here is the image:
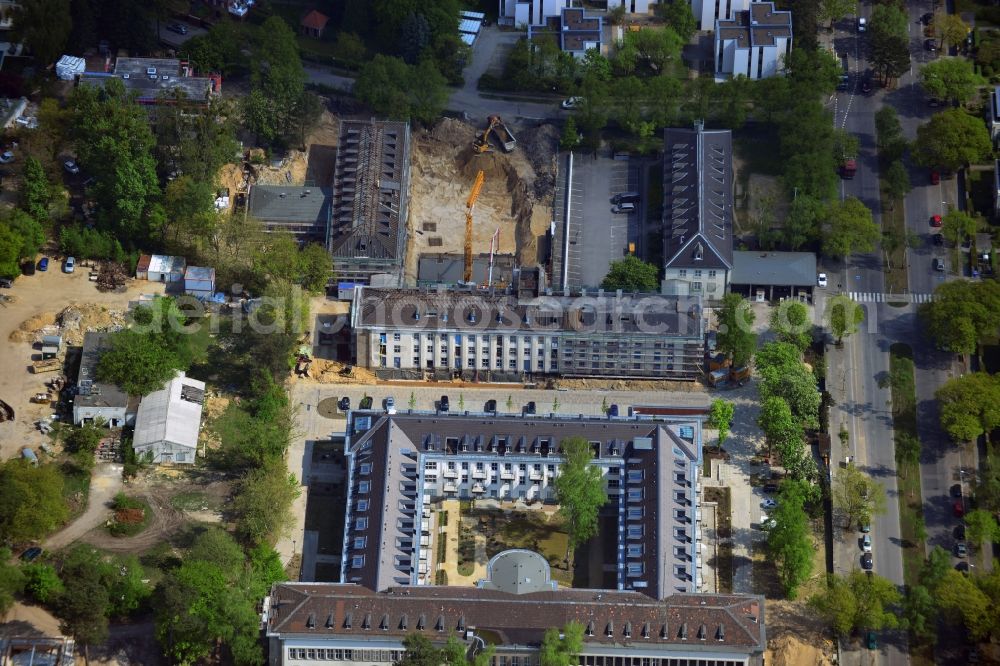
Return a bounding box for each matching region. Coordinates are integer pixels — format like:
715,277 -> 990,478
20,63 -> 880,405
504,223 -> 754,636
309,359 -> 377,385
8,305 -> 127,345
766,635 -> 833,666
9,312 -> 58,342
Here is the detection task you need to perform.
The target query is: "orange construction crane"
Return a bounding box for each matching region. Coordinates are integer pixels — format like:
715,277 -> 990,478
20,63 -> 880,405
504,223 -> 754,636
464,170 -> 485,282
473,117 -> 499,154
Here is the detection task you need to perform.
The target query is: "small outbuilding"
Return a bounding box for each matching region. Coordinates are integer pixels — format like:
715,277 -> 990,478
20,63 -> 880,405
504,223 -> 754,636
184,266 -> 216,299
729,251 -> 817,302
55,55 -> 85,80
132,372 -> 206,464
41,334 -> 62,359
300,9 -> 329,38
136,254 -> 186,282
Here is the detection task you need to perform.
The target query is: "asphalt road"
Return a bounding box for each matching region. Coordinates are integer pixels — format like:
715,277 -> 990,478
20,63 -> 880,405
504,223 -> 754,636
155,21 -> 206,49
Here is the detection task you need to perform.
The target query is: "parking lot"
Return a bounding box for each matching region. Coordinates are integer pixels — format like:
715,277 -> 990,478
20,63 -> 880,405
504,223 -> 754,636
562,154 -> 640,289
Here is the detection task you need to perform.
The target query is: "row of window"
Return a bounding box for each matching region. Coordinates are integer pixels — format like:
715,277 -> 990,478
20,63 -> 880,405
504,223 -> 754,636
676,269 -> 717,279
382,333 -> 558,345
285,649 -> 743,666
380,357 -> 558,371
287,648 -> 402,661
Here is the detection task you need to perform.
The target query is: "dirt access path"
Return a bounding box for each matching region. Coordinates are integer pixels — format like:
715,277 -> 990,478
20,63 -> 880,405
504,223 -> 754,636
44,462 -> 122,551
0,268 -> 163,461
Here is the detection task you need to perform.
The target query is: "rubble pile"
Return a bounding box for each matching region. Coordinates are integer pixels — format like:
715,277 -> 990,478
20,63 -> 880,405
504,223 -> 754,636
96,262 -> 129,292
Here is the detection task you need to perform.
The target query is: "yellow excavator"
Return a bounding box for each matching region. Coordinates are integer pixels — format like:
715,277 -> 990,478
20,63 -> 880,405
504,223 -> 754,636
473,117 -> 499,154
465,170 -> 485,283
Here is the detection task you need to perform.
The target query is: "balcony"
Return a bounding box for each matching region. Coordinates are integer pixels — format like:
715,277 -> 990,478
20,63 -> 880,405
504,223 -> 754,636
500,469 -> 515,480
528,470 -> 544,481
472,469 -> 487,479
443,482 -> 458,493
472,483 -> 487,494
443,468 -> 459,479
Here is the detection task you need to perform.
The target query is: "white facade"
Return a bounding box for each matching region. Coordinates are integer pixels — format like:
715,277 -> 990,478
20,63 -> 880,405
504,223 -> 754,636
692,0 -> 751,31
607,0 -> 657,14
990,87 -> 1000,144
132,372 -> 205,464
498,0 -> 568,27
661,267 -> 728,297
715,29 -> 790,80
363,329 -> 560,374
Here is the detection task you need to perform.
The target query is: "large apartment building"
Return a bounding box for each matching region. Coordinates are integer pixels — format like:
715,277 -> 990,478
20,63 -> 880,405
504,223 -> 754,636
350,284 -> 705,381
691,0 -> 751,31
714,2 -> 792,80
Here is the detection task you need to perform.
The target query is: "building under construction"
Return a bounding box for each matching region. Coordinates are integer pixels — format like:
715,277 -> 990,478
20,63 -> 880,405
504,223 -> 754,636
327,120 -> 412,285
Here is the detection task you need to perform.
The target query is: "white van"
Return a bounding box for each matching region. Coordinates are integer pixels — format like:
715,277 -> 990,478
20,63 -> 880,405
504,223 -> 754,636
612,202 -> 635,214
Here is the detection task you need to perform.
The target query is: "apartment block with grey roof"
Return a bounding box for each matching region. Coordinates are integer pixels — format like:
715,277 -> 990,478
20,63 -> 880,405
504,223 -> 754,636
661,122 -> 734,299
327,120 -> 411,285
247,186 -> 333,243
714,2 -> 792,80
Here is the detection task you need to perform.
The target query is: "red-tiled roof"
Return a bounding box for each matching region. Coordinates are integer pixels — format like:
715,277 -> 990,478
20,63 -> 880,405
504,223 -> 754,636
300,9 -> 329,30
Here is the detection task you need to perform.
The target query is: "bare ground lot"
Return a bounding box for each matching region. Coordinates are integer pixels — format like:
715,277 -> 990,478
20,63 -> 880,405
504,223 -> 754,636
0,269 -> 165,461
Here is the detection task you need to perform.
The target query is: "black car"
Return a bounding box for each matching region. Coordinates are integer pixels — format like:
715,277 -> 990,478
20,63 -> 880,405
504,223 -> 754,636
861,76 -> 873,94
338,396 -> 351,411
932,234 -> 944,246
0,277 -> 12,288
359,395 -> 373,410
524,401 -> 536,415
861,552 -> 873,570
168,23 -> 189,34
921,12 -> 934,25
955,561 -> 970,574
439,395 -> 450,412
762,482 -> 780,493
484,399 -> 497,413
950,483 -> 962,498
955,524 -> 966,540
609,404 -> 619,417
924,38 -> 937,51
20,546 -> 42,562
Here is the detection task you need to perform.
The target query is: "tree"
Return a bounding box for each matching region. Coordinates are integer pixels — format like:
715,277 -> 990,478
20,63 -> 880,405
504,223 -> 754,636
935,13 -> 971,50
0,549 -> 24,614
935,373 -> 1000,442
827,295 -> 865,344
96,331 -> 182,396
921,57 -> 982,104
0,209 -> 45,273
22,156 -> 53,223
600,255 -> 659,292
757,348 -> 821,431
875,107 -> 907,162
869,4 -> 910,86
539,621 -> 585,666
781,195 -> 823,250
399,634 -> 445,666
936,569 -> 993,640
553,437 -> 608,551
921,545 -> 952,591
817,0 -> 854,29
54,547 -> 111,656
232,459 -> 301,546
560,116 -> 581,151
809,571 -> 900,636
903,585 -> 937,641
0,460 -> 69,542
12,0 -> 71,65
22,563 -> 63,604
822,197 -> 879,258
716,293 -> 757,368
766,482 -> 815,598
68,79 -> 161,244
833,463 -> 886,529
770,301 -> 812,352
884,160 -> 911,201
913,108 -> 992,172
408,59 -> 449,125
940,209 -> 977,248
245,16 -> 306,145
400,12 -> 431,64
299,242 -> 332,293
708,399 -> 735,451
657,0 -> 697,42
921,280 -> 1000,356
757,396 -> 802,462
964,509 -> 1000,549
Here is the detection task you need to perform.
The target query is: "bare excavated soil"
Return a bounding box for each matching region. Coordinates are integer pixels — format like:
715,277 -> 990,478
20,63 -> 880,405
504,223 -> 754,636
764,600 -> 836,666
405,118 -> 558,282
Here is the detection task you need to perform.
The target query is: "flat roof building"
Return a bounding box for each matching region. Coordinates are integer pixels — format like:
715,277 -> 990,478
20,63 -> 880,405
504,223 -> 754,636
79,57 -> 220,105
730,251 -> 816,301
415,252 -> 516,287
661,122 -> 734,299
715,2 -> 792,81
73,332 -> 132,427
327,120 -> 411,285
247,185 -> 333,244
350,286 -> 704,381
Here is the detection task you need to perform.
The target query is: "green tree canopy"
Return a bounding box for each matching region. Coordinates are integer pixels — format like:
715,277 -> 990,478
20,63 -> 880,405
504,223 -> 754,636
935,372 -> 1000,442
757,396 -> 803,463
96,330 -> 183,396
12,0 -> 72,65
716,293 -> 758,368
539,621 -> 585,666
817,0 -> 855,28
914,108 -> 992,172
936,569 -> 993,640
935,13 -> 971,50
766,480 -> 814,598
809,571 -> 900,636
940,209 -> 977,248
770,301 -> 812,352
964,509 -> 1000,548
708,399 -> 735,450
0,460 -> 69,542
355,54 -> 449,125
244,16 -> 307,145
920,280 -> 1000,355
827,295 -> 865,343
232,459 -> 301,546
0,548 -> 25,615
833,463 -> 887,529
822,197 -> 880,258
600,255 -> 659,292
554,437 -> 608,551
920,57 -> 982,104
874,106 -> 907,162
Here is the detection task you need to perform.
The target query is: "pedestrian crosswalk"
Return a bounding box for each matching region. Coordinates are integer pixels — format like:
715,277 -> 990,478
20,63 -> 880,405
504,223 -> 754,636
846,292 -> 934,304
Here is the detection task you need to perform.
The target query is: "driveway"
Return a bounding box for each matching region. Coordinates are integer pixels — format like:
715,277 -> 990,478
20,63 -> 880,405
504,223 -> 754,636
44,463 -> 122,551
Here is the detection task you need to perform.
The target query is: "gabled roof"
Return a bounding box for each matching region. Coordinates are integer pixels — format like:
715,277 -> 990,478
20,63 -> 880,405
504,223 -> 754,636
730,251 -> 816,287
662,123 -> 733,272
133,372 -> 206,450
300,9 -> 329,30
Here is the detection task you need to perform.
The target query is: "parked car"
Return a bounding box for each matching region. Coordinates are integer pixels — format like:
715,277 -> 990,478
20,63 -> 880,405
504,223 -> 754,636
484,399 -> 497,413
921,12 -> 934,25
857,17 -> 867,32
338,396 -> 350,411
560,96 -> 582,109
927,97 -> 941,107
761,498 -> 777,509
866,630 -> 878,650
359,395 -> 373,410
524,401 -> 536,415
933,258 -> 945,272
0,277 -> 12,288
384,396 -> 396,414
932,234 -> 943,246
954,541 -> 967,557
439,395 -> 450,412
953,499 -> 965,517
0,150 -> 14,164
612,202 -> 636,214
609,404 -> 619,417
20,547 -> 42,562
930,214 -> 942,227
63,159 -> 80,174
860,521 -> 871,533
762,482 -> 780,493
168,22 -> 189,34
37,257 -> 48,271
63,256 -> 75,273
861,552 -> 873,570
861,534 -> 872,552
954,524 -> 966,540
930,170 -> 940,185
924,38 -> 937,51
950,483 -> 962,497
861,76 -> 873,94
817,272 -> 828,288
611,192 -> 640,205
